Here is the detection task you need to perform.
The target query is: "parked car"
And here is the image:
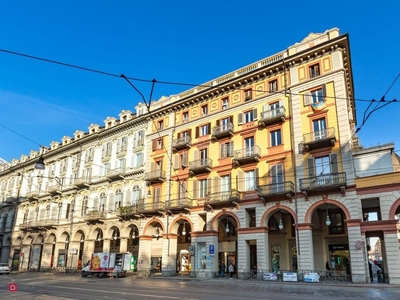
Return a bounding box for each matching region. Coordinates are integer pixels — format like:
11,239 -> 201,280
0,263 -> 10,275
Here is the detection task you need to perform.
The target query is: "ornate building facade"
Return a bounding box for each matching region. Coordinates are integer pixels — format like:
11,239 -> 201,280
1,28 -> 400,283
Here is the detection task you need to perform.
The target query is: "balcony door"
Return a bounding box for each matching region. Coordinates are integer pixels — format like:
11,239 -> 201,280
200,149 -> 208,166
313,118 -> 327,140
244,137 -> 254,157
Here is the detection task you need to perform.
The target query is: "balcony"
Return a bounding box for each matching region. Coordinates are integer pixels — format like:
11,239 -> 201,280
19,220 -> 44,231
84,210 -> 105,224
257,181 -> 295,202
26,192 -> 39,201
116,204 -> 139,219
48,183 -> 62,196
172,136 -> 192,152
133,139 -> 144,150
301,127 -> 336,152
232,146 -> 261,167
299,172 -> 347,198
188,158 -> 213,176
106,167 -> 126,180
137,200 -> 166,215
258,107 -> 286,128
205,190 -> 241,210
74,178 -> 91,189
166,197 -> 193,213
211,123 -> 234,141
144,170 -> 166,183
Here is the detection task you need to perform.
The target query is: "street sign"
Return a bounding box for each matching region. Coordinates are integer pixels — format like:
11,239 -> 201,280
209,245 -> 214,256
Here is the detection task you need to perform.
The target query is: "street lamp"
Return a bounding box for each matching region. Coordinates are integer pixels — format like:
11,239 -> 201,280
225,218 -> 230,233
35,155 -> 46,170
326,204 -> 331,226
182,222 -> 187,236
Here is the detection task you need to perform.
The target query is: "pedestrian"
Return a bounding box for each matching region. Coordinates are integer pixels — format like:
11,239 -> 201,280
228,262 -> 234,280
369,262 -> 373,283
326,261 -> 331,277
220,261 -> 225,277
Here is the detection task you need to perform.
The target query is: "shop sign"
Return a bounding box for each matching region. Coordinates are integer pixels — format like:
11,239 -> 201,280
328,244 -> 349,251
209,245 -> 214,256
283,272 -> 298,282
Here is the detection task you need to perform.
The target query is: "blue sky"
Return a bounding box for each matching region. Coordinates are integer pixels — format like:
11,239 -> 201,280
0,1 -> 399,162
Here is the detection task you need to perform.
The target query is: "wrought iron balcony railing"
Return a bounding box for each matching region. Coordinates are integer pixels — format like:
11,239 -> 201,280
257,181 -> 295,201
259,107 -> 286,127
172,136 -> 192,151
188,158 -> 213,175
211,123 -> 234,140
299,172 -> 347,190
144,170 -> 167,183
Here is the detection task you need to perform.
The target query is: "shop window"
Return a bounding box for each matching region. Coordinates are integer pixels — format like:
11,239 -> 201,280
198,243 -> 207,269
328,211 -> 345,234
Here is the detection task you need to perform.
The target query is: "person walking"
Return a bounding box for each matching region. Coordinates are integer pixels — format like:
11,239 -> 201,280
228,262 -> 234,280
220,261 -> 225,277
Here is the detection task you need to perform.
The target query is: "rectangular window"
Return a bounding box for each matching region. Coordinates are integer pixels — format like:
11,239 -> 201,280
270,129 -> 282,147
221,175 -> 230,192
311,88 -> 324,103
199,179 -> 208,198
313,118 -> 327,140
182,112 -> 189,123
268,80 -> 278,93
201,105 -> 208,116
220,141 -> 233,158
200,124 -> 209,136
315,156 -> 330,175
244,89 -> 252,101
244,170 -> 255,191
133,153 -> 143,167
102,163 -> 110,176
158,120 -> 164,130
329,211 -> 345,234
270,164 -> 284,192
244,110 -> 254,123
157,138 -> 163,149
309,63 -> 320,78
222,98 -> 229,109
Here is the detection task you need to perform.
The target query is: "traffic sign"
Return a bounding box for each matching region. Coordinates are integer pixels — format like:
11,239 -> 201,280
8,282 -> 18,293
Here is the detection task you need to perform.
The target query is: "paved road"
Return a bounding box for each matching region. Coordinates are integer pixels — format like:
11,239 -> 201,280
0,272 -> 399,300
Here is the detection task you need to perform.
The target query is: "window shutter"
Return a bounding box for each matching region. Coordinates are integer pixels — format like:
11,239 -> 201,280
303,91 -> 312,106
195,126 -> 199,138
192,180 -> 197,199
151,162 -> 155,171
307,158 -> 315,177
263,104 -> 268,112
207,178 -> 212,195
220,144 -> 226,159
322,84 -> 327,101
188,129 -> 192,137
152,139 -> 156,151
108,194 -> 114,212
253,108 -> 258,120
207,123 -> 211,134
330,153 -> 338,174
216,119 -> 220,126
174,154 -> 179,170
193,150 -> 198,161
182,152 -> 188,166
213,176 -> 219,194
102,145 -> 105,157
238,113 -> 243,125
255,168 -> 260,188
279,99 -> 284,109
155,188 -> 161,202
229,141 -> 234,157
229,115 -> 234,124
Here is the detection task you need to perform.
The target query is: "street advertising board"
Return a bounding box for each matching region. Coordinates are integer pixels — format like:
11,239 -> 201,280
283,272 -> 298,282
303,271 -> 320,282
91,252 -> 112,271
263,272 -> 278,281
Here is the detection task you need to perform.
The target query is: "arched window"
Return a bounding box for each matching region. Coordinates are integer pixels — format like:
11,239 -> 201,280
99,192 -> 106,212
1,214 -> 7,230
132,185 -> 141,205
115,189 -> 123,211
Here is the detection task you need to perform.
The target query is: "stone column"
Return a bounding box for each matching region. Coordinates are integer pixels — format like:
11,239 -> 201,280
84,239 -> 95,262
162,234 -> 177,276
191,230 -> 218,279
256,228 -> 269,273
346,219 -> 366,283
384,230 -> 400,284
102,239 -> 111,252
138,236 -> 152,271
68,241 -> 80,269
297,223 -> 314,271
119,238 -> 128,253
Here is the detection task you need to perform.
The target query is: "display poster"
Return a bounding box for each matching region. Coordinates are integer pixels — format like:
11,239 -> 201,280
303,272 -> 320,282
91,252 -> 112,271
263,272 -> 278,281
283,272 -> 298,282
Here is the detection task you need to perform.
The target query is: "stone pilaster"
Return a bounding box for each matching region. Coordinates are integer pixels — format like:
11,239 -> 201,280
346,219 -> 366,283
138,236 -> 152,270
119,238 -> 128,253
383,231 -> 400,284
297,223 -> 314,271
162,234 -> 177,276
